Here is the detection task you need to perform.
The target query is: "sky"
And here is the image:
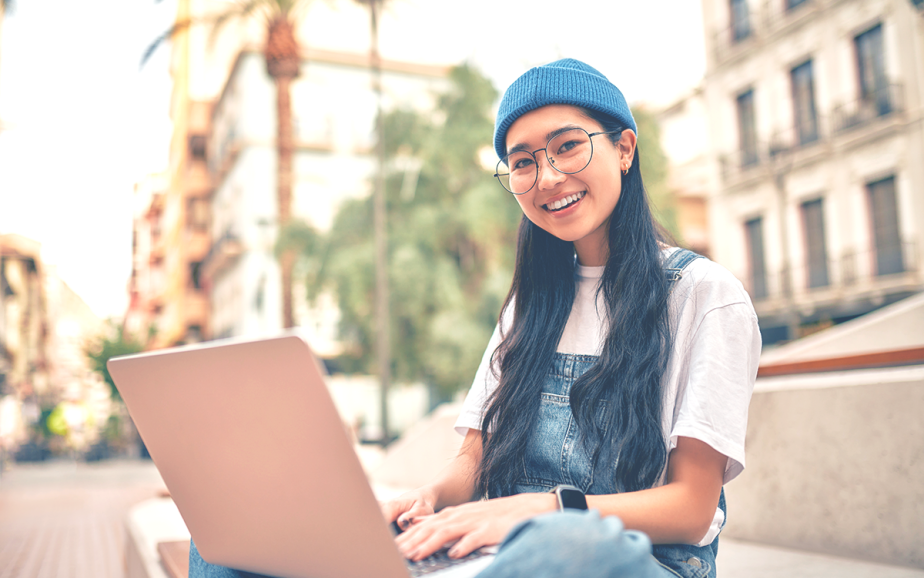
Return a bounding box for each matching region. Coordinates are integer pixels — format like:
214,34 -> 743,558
0,0 -> 706,320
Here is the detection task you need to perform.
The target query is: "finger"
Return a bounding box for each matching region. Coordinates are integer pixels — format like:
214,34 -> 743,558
397,504 -> 434,529
380,499 -> 410,523
408,526 -> 465,562
395,516 -> 439,555
446,530 -> 486,559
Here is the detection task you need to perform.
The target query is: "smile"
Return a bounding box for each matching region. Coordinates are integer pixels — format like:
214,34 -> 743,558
544,191 -> 586,212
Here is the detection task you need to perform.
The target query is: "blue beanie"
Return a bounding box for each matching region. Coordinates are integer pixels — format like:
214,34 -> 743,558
493,58 -> 637,160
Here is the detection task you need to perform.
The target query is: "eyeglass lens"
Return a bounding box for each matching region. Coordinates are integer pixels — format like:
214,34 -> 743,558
496,128 -> 595,195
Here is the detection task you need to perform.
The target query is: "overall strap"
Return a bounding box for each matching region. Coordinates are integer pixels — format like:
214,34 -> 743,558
663,248 -> 704,289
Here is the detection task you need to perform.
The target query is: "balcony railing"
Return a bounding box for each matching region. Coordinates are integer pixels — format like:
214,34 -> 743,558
720,118 -> 830,183
742,240 -> 920,305
201,229 -> 244,284
832,83 -> 904,135
713,0 -> 819,63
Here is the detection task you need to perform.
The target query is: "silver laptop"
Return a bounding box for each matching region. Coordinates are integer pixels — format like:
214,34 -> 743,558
108,333 -> 495,578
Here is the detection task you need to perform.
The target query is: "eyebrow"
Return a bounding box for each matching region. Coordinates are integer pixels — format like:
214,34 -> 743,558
506,124 -> 584,155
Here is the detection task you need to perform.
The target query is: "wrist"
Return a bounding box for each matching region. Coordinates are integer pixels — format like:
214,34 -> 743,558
548,484 -> 588,511
419,484 -> 441,510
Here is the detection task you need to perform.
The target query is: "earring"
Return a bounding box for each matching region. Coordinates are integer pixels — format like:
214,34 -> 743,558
623,164 -> 629,176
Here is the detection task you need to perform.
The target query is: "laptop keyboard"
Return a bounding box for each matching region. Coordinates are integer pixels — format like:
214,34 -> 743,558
405,547 -> 492,577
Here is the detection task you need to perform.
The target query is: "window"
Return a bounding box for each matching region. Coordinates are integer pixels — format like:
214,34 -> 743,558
791,60 -> 819,145
730,0 -> 751,42
800,198 -> 829,288
867,177 -> 904,276
736,89 -> 758,166
745,217 -> 768,299
190,262 -> 203,289
189,135 -> 207,160
855,24 -> 890,116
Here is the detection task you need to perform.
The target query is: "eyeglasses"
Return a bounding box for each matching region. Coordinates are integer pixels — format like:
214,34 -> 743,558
494,127 -> 624,195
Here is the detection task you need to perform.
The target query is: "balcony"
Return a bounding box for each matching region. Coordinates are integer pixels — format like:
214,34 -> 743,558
742,240 -> 921,323
184,289 -> 210,329
201,230 -> 243,284
720,120 -> 829,187
185,229 -> 211,263
832,84 -> 904,135
712,0 -> 819,65
149,234 -> 165,265
712,17 -> 758,64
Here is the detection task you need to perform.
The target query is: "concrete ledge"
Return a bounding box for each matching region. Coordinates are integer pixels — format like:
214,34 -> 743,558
725,365 -> 924,569
126,497 -> 191,578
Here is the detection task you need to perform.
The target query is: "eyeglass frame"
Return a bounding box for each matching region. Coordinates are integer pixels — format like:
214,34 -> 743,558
494,127 -> 625,195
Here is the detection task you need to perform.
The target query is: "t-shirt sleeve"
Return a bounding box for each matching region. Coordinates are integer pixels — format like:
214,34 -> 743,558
454,323 -> 503,436
668,267 -> 761,485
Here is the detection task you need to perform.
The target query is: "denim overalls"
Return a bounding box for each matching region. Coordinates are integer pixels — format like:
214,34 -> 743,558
510,250 -> 724,578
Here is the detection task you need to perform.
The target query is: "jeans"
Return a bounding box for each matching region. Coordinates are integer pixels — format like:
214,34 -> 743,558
510,353 -> 722,578
189,510 -> 678,578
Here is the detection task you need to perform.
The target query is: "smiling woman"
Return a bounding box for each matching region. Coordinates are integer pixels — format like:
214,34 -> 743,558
187,58 -> 758,578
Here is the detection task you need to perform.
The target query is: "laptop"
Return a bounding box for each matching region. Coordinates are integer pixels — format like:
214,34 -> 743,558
108,333 -> 496,578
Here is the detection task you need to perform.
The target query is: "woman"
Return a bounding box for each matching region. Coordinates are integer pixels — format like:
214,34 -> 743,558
189,58 -> 759,578
380,59 -> 760,578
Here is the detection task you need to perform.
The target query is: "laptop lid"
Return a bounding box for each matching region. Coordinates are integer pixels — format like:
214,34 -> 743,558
108,334 -> 410,578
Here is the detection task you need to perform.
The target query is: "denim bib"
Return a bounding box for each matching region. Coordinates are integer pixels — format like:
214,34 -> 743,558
512,249 -> 725,578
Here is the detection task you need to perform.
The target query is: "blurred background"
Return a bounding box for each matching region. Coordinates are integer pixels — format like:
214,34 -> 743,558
1,0 -> 923,576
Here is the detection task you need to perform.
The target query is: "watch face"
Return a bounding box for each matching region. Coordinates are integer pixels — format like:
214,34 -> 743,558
559,488 -> 588,510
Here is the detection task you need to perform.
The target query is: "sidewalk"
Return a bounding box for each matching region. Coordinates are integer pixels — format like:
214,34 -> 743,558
717,539 -> 924,578
0,458 -> 166,578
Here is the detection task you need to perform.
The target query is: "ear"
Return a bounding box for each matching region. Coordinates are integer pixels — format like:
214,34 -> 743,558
616,129 -> 637,164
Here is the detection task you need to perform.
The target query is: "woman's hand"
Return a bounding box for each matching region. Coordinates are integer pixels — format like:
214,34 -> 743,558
380,486 -> 439,530
395,492 -> 557,561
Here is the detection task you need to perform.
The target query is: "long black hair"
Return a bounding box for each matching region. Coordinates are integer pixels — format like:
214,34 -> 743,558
478,107 -> 672,497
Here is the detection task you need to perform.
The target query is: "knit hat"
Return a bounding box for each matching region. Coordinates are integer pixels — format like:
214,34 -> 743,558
493,58 -> 637,160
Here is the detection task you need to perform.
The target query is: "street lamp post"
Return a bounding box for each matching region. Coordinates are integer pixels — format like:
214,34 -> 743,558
361,0 -> 392,447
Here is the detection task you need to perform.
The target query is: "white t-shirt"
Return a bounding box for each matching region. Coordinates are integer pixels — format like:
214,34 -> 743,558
454,248 -> 761,546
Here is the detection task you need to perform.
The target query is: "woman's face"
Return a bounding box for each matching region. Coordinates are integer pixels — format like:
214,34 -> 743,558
504,104 -> 636,266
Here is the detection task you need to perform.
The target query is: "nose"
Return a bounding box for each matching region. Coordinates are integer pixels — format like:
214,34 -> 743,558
535,152 -> 566,191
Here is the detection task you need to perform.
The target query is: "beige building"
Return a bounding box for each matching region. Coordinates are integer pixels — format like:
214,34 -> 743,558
0,234 -> 107,452
699,0 -> 924,344
658,87 -> 715,257
125,173 -> 168,344
0,235 -> 49,401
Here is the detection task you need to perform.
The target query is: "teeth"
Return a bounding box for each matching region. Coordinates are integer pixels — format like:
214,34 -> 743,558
546,192 -> 585,211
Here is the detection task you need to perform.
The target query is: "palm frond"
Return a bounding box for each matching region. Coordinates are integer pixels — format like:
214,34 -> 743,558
140,0 -> 315,69
141,18 -> 193,68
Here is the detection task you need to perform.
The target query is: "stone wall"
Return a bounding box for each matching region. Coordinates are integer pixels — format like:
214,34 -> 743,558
724,365 -> 924,569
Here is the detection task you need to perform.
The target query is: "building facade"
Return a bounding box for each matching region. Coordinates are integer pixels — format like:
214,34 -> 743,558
0,234 -> 107,453
700,0 -> 924,343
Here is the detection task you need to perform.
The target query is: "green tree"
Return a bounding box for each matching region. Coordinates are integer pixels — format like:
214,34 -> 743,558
298,64 -> 521,398
86,324 -> 143,403
633,106 -> 680,242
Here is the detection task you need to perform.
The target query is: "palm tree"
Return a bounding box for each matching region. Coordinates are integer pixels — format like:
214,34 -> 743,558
0,0 -> 11,134
145,0 -> 310,329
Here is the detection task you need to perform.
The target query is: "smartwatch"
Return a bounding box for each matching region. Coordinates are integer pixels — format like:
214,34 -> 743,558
549,484 -> 588,511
